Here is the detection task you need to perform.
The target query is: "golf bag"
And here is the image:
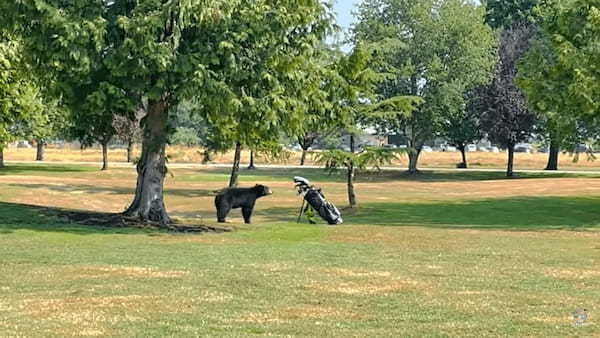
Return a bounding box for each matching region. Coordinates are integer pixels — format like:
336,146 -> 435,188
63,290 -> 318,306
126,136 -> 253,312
294,176 -> 343,225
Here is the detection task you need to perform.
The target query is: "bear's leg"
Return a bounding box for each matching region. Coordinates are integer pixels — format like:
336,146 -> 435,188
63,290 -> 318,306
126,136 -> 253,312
242,206 -> 253,224
217,202 -> 231,223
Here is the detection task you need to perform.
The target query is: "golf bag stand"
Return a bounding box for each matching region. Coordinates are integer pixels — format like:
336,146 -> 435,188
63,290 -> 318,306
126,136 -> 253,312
293,176 -> 343,225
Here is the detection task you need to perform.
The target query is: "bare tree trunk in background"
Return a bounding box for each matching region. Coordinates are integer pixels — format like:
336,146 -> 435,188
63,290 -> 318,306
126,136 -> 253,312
127,139 -> 134,163
300,149 -> 307,166
458,145 -> 468,169
407,148 -> 421,174
347,161 -> 356,208
123,97 -> 171,225
202,150 -> 213,164
0,147 -> 4,168
36,139 -> 45,161
507,145 -> 515,177
247,150 -> 256,170
101,141 -> 109,171
545,138 -> 559,171
347,134 -> 357,208
229,142 -> 242,188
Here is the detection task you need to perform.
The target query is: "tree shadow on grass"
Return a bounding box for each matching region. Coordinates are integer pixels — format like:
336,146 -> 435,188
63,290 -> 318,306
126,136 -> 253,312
0,201 -> 229,235
0,164 -> 95,175
258,196 -> 600,231
4,183 -> 215,198
0,202 -> 143,235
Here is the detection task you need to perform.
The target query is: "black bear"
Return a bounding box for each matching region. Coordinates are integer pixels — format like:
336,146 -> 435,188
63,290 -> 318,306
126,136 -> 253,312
215,184 -> 273,224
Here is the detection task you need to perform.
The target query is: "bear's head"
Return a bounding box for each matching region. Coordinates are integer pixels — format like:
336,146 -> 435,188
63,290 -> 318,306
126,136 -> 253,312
254,184 -> 273,197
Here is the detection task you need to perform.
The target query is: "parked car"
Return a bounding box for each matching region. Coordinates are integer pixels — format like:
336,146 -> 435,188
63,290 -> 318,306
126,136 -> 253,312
422,146 -> 433,153
478,146 -> 490,152
466,144 -> 477,152
537,146 -> 549,153
441,145 -> 457,152
514,143 -> 533,153
489,146 -> 500,153
17,141 -> 32,148
575,144 -> 590,153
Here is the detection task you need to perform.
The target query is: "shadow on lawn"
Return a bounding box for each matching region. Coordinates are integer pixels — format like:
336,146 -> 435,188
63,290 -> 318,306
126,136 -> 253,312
0,202 -> 228,235
259,196 -> 600,230
4,183 -> 214,198
0,164 -> 94,175
0,202 -> 141,235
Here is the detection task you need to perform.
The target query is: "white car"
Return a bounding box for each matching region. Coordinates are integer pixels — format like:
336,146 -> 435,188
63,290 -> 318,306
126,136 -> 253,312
489,146 -> 500,153
466,144 -> 477,152
422,146 -> 433,153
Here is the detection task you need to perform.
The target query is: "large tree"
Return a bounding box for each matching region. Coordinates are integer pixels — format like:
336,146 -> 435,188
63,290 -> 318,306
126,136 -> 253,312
353,0 -> 497,173
484,0 -> 541,29
0,34 -> 43,168
6,0 -> 332,224
476,24 -> 538,177
316,46 -> 419,208
535,0 -> 600,123
439,89 -> 483,169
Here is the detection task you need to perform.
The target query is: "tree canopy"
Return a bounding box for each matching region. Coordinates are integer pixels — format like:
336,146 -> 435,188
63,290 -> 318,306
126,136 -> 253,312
5,0 -> 334,224
353,0 -> 497,173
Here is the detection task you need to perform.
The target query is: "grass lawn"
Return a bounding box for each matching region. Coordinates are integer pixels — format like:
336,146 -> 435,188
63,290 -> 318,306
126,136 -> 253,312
1,164 -> 599,336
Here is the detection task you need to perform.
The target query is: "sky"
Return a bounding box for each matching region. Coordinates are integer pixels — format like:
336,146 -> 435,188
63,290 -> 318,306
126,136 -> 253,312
333,0 -> 361,30
331,0 -> 361,50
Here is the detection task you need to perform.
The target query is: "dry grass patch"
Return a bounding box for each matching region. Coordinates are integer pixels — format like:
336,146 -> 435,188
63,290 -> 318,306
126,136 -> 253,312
236,305 -> 364,325
544,268 -> 600,280
319,267 -> 392,278
20,295 -> 149,324
248,262 -> 293,273
72,265 -> 190,279
237,312 -> 289,324
307,278 -> 421,296
7,145 -> 600,170
279,305 -> 365,320
31,265 -> 190,281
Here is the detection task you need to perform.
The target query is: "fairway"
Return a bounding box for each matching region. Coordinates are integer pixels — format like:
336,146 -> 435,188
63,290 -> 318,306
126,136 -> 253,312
1,164 -> 599,336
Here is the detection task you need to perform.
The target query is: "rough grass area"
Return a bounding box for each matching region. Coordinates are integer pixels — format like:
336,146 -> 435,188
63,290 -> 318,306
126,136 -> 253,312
5,144 -> 600,170
1,163 -> 599,336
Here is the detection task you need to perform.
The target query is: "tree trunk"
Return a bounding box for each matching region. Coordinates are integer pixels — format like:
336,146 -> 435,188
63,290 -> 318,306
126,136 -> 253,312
545,139 -> 559,171
458,145 -> 467,169
202,150 -> 213,164
101,142 -> 109,171
247,150 -> 256,170
507,145 -> 515,177
229,142 -> 242,188
123,97 -> 171,225
300,149 -> 307,166
36,139 -> 45,161
299,133 -> 315,166
347,161 -> 357,208
0,147 -> 4,168
349,134 -> 356,153
126,140 -> 134,163
407,148 -> 421,174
